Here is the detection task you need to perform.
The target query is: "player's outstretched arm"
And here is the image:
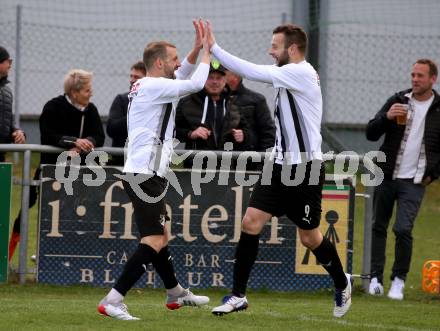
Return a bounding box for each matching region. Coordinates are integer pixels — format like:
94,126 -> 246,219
206,20 -> 272,84
175,21 -> 210,96
160,25 -> 210,100
199,20 -> 211,65
186,19 -> 204,64
176,19 -> 204,80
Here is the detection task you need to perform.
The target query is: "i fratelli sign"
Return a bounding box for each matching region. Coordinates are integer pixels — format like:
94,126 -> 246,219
37,165 -> 354,290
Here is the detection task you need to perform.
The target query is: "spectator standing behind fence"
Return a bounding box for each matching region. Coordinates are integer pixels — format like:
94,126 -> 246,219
0,46 -> 25,163
8,69 -> 105,262
106,61 -> 146,165
225,69 -> 275,152
175,60 -> 250,168
366,59 -> 440,300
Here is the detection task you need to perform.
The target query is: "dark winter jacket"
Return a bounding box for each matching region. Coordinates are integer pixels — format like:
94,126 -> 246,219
106,91 -> 129,165
227,82 -> 275,151
0,76 -> 16,144
366,88 -> 440,181
175,89 -> 250,151
39,95 -> 105,165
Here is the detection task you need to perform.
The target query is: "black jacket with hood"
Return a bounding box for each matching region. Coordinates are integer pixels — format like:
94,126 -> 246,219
227,82 -> 275,151
176,89 -> 250,151
366,88 -> 440,181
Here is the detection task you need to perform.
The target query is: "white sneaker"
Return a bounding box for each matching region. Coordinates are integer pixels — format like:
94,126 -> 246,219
166,288 -> 209,310
388,277 -> 404,300
97,300 -> 140,320
369,277 -> 384,296
212,295 -> 248,316
333,273 -> 352,318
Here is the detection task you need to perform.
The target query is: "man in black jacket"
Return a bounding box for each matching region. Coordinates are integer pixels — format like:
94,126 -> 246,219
225,69 -> 275,152
366,59 -> 439,301
8,69 -> 105,262
175,61 -> 250,168
106,61 -> 146,165
0,46 -> 25,162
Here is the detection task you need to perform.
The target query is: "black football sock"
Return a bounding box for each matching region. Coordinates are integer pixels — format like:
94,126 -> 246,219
114,243 -> 158,296
152,246 -> 179,289
232,232 -> 260,297
312,237 -> 347,289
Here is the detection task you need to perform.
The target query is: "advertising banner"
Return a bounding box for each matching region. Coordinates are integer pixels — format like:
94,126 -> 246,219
37,165 -> 354,290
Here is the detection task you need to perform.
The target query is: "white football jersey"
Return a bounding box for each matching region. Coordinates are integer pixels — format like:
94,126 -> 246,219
212,44 -> 322,165
123,60 -> 209,176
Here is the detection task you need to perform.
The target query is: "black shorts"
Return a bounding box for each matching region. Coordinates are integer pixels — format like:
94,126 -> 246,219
248,161 -> 324,230
122,173 -> 170,238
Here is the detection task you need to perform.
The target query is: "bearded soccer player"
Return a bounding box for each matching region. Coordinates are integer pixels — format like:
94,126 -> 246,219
98,20 -> 211,320
206,21 -> 352,318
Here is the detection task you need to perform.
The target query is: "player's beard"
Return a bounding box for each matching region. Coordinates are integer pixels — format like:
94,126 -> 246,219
164,64 -> 176,79
277,50 -> 289,67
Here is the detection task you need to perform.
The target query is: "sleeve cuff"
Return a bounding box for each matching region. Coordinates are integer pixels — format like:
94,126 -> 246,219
211,43 -> 220,53
59,136 -> 77,147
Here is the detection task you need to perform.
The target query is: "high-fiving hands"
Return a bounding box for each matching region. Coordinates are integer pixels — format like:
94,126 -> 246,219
192,19 -> 204,51
197,19 -> 211,64
188,19 -> 211,65
192,19 -> 215,51
205,20 -> 216,50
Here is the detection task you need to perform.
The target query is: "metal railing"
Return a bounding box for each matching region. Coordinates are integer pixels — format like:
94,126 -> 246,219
0,144 -> 374,292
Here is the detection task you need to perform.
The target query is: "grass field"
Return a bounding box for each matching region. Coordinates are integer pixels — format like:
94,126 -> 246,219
1,284 -> 439,330
2,154 -> 440,330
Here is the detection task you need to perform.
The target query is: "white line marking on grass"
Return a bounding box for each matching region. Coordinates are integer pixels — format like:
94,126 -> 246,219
297,314 -> 432,331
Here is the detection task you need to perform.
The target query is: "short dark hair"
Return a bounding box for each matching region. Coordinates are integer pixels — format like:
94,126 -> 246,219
415,58 -> 438,77
272,24 -> 307,53
143,41 -> 176,70
131,60 -> 146,75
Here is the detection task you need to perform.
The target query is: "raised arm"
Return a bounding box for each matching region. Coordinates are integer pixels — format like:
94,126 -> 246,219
206,21 -> 273,84
176,62 -> 209,98
175,19 -> 204,80
156,26 -> 211,100
211,44 -> 273,84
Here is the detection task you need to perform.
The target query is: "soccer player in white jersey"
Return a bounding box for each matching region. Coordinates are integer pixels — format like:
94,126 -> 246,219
97,20 -> 211,320
206,22 -> 352,318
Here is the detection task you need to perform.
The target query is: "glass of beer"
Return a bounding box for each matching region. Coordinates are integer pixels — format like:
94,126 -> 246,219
396,104 -> 409,125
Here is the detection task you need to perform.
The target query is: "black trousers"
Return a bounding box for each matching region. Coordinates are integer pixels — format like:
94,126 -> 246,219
12,167 -> 41,233
370,178 -> 425,282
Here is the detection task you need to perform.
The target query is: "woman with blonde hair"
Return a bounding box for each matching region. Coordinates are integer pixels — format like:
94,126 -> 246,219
39,68 -> 105,163
8,69 -> 105,261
